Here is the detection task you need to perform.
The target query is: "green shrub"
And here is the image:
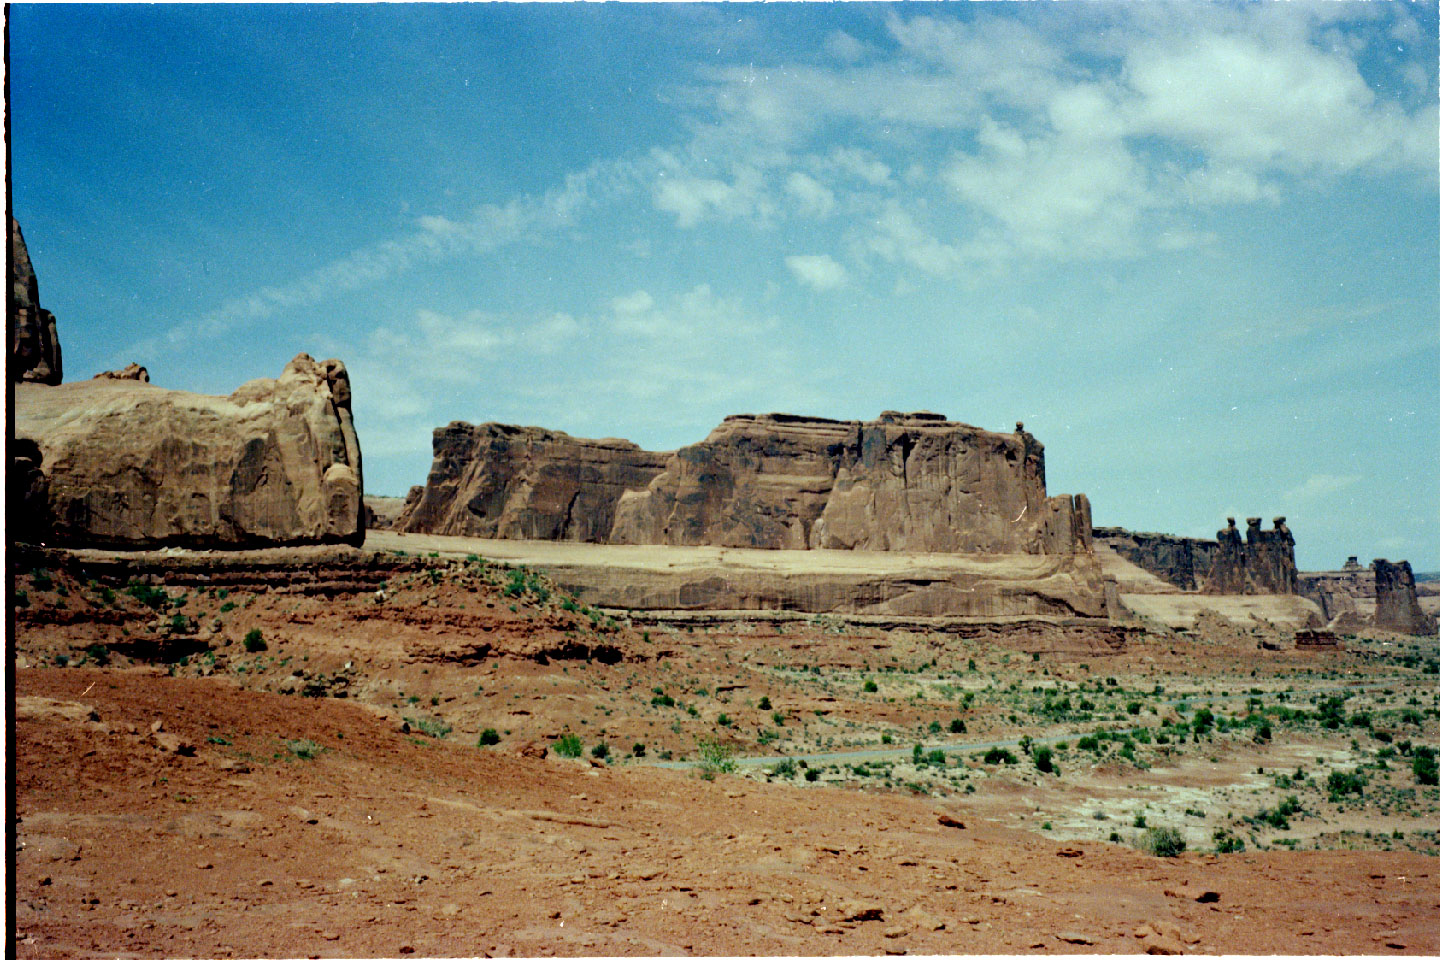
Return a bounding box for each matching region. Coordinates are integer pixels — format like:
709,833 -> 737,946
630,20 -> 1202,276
591,742 -> 609,759
769,758 -> 797,779
243,628 -> 267,652
949,718 -> 966,734
696,738 -> 736,778
478,728 -> 501,746
409,716 -> 452,739
1326,770 -> 1366,802
125,581 -> 170,610
1133,813 -> 1147,828
1213,829 -> 1245,854
984,747 -> 1018,765
1137,826 -> 1186,857
554,734 -> 583,758
804,767 -> 820,782
863,679 -> 878,693
1413,746 -> 1438,786
286,739 -> 322,760
1033,745 -> 1056,774
30,569 -> 54,591
757,696 -> 772,711
631,742 -> 646,757
1127,701 -> 1141,715
717,713 -> 732,727
169,613 -> 191,633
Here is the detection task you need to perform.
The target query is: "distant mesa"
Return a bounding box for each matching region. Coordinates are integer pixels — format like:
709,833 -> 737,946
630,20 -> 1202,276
398,412 -> 1092,557
1373,559 -> 1436,636
14,353 -> 364,550
1093,516 -> 1297,596
9,217 -> 63,385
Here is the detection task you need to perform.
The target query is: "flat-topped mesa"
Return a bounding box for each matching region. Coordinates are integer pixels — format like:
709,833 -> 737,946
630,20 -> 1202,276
9,216 -> 63,385
612,412 -> 1091,554
1373,559 -> 1437,636
14,353 -> 364,549
395,422 -> 671,541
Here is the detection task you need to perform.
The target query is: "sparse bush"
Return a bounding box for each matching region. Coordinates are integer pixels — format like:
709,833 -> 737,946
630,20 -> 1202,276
554,734 -> 583,758
591,742 -> 609,759
1213,829 -> 1245,854
1137,826 -> 1186,857
1133,813 -> 1147,828
286,739 -> 322,760
408,716 -> 452,739
717,713 -> 732,727
949,718 -> 966,734
804,767 -> 820,782
478,728 -> 501,746
1413,746 -> 1438,786
243,628 -> 267,652
696,738 -> 736,779
84,643 -> 111,666
757,696 -> 772,711
984,747 -> 1018,765
1326,770 -> 1366,802
769,758 -> 797,779
1033,745 -> 1056,774
125,581 -> 169,610
631,742 -> 646,758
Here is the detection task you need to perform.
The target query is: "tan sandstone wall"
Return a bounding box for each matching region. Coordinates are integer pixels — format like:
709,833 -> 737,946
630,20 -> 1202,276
14,354 -> 364,549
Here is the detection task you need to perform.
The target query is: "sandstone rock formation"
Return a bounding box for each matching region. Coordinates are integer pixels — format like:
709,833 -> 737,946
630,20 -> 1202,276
1092,527 -> 1217,591
399,412 -> 1093,556
14,354 -> 364,549
1298,563 -> 1375,623
9,217 -> 63,384
1200,517 -> 1298,594
362,496 -> 408,531
92,363 -> 149,382
612,413 -> 1091,555
1373,559 -> 1436,635
397,423 -> 670,540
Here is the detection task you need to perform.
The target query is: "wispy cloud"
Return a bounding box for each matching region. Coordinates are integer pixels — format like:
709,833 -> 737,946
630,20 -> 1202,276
785,253 -> 847,291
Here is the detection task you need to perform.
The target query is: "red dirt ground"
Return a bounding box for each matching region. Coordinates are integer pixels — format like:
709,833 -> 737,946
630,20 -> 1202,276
13,666 -> 1439,958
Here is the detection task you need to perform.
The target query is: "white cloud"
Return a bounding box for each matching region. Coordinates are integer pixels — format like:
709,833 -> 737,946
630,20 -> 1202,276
784,171 -> 835,217
611,290 -> 655,315
653,175 -> 744,228
1285,473 -> 1361,502
824,30 -> 867,64
863,203 -> 963,276
785,254 -> 847,291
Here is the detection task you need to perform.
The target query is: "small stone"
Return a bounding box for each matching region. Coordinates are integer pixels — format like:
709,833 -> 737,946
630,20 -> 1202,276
1057,932 -> 1094,945
196,862 -> 213,870
937,815 -> 965,829
884,926 -> 907,939
399,947 -> 415,955
257,879 -> 273,887
1195,891 -> 1219,903
150,720 -> 164,734
1056,847 -> 1083,858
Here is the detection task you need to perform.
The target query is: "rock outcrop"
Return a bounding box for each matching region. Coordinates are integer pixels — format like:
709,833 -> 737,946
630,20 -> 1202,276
9,217 -> 63,384
1373,559 -> 1436,635
397,423 -> 670,540
1092,527 -> 1217,591
612,413 -> 1090,554
399,412 -> 1093,556
92,363 -> 149,382
14,353 -> 364,549
1095,516 -> 1297,595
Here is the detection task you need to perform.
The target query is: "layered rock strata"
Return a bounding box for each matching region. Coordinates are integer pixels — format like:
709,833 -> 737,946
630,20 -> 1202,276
1092,527 -> 1217,591
9,217 -> 63,384
397,423 -> 670,541
402,412 -> 1092,557
612,413 -> 1091,555
1373,559 -> 1437,636
14,354 -> 364,549
1095,517 -> 1297,595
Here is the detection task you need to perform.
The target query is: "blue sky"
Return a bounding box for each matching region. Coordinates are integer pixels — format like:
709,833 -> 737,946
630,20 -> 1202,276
10,3 -> 1438,570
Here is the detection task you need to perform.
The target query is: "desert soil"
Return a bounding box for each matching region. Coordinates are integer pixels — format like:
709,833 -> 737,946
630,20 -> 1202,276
10,541 -> 1440,956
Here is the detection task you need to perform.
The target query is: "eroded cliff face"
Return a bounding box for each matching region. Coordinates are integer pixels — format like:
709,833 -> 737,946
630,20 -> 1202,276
401,412 -> 1093,556
1092,527 -> 1218,591
1373,559 -> 1437,636
14,354 -> 364,548
9,217 -> 63,385
396,423 -> 670,541
612,412 -> 1090,554
1202,517 -> 1297,595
